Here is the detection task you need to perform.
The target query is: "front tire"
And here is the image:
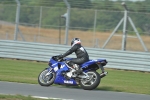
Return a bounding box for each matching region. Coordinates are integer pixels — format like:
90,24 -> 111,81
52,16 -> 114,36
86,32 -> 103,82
38,69 -> 56,86
79,71 -> 101,90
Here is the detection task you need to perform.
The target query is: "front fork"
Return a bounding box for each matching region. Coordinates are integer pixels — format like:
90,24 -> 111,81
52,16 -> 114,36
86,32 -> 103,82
45,67 -> 53,76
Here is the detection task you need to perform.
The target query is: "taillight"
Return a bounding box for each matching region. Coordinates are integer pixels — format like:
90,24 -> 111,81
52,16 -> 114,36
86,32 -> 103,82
97,62 -> 101,64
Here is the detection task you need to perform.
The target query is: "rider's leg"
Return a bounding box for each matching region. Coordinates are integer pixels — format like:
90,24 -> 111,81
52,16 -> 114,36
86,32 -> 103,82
70,58 -> 85,74
72,64 -> 83,74
67,61 -> 81,72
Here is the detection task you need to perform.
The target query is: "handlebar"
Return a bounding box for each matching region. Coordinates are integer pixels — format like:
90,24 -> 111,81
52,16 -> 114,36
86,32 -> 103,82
52,56 -> 64,62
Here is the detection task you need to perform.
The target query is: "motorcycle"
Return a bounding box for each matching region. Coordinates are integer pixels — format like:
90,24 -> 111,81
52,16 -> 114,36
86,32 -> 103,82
38,55 -> 108,90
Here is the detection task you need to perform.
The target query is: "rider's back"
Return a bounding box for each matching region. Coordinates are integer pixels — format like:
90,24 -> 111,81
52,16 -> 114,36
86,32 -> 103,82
70,44 -> 89,61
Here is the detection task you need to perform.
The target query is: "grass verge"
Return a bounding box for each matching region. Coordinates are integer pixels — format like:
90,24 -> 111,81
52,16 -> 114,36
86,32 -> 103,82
0,58 -> 150,95
0,94 -> 58,100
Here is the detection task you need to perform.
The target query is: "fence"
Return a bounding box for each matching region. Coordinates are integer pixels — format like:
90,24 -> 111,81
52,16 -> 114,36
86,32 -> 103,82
0,40 -> 150,72
0,4 -> 150,52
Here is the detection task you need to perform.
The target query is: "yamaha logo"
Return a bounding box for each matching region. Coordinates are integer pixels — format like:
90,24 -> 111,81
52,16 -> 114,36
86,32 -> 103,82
64,80 -> 73,84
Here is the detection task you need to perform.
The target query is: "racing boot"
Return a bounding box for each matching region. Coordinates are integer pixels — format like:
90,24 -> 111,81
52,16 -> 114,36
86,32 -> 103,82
73,64 -> 83,75
66,61 -> 82,75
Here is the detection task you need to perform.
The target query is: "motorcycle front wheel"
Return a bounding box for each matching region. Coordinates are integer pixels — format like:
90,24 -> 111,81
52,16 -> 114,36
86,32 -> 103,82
38,69 -> 56,86
79,71 -> 101,90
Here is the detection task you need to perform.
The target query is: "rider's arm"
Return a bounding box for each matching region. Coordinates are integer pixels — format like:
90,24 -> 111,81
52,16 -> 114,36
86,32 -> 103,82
62,44 -> 78,57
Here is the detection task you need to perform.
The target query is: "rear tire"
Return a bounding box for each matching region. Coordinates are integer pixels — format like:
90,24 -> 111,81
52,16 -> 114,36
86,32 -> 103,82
79,71 -> 101,90
38,69 -> 56,86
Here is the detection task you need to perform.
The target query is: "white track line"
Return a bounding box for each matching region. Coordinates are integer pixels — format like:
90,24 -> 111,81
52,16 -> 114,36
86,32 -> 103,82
0,93 -> 73,100
32,96 -> 74,100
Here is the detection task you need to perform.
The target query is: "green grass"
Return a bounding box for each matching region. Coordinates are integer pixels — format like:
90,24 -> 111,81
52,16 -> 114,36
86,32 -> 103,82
0,94 -> 58,100
0,58 -> 150,95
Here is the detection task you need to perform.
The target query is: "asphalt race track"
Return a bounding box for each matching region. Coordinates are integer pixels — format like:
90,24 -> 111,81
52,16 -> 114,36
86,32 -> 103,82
0,81 -> 150,100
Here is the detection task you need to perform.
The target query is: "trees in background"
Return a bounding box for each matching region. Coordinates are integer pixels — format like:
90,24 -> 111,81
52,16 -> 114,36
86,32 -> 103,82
0,0 -> 150,34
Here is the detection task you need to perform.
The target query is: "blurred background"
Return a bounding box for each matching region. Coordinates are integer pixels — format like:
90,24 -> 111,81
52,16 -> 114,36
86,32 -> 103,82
0,0 -> 150,52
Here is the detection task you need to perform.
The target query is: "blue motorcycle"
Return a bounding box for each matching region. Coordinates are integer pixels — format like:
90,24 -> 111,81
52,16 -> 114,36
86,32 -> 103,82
38,55 -> 108,90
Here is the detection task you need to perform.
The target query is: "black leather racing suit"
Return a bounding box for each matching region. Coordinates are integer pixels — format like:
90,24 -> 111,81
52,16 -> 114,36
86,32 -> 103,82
62,44 -> 89,65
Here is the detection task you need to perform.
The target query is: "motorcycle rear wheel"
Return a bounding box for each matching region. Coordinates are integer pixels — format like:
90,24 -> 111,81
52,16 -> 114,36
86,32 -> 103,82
38,69 -> 56,86
79,71 -> 101,90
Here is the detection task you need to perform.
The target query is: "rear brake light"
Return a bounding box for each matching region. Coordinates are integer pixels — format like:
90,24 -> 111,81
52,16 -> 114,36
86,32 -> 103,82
97,62 -> 101,64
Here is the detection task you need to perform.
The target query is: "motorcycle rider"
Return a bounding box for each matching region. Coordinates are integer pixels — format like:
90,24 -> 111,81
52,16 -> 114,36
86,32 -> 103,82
58,38 -> 89,77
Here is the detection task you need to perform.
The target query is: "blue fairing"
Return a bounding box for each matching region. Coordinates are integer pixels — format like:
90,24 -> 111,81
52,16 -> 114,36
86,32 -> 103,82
48,56 -> 106,86
54,75 -> 77,85
81,59 -> 106,68
51,61 -> 77,85
56,63 -> 69,75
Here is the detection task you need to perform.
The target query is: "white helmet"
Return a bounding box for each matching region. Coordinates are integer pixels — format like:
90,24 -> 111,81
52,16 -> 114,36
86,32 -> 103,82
71,38 -> 81,46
